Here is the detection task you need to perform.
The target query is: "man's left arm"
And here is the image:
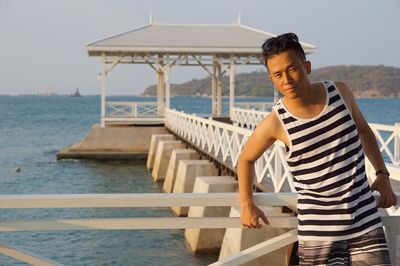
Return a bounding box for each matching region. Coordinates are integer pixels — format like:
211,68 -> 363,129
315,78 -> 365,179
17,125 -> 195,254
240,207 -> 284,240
336,82 -> 397,208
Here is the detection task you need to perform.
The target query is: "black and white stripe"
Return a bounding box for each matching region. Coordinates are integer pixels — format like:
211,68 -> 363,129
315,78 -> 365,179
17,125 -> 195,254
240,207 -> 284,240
273,80 -> 382,241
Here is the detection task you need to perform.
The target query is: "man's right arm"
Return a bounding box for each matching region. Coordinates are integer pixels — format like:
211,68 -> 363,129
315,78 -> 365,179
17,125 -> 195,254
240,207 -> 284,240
238,111 -> 280,228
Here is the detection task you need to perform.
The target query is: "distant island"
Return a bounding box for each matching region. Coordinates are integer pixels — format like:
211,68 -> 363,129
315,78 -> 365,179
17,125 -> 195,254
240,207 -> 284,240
141,65 -> 400,98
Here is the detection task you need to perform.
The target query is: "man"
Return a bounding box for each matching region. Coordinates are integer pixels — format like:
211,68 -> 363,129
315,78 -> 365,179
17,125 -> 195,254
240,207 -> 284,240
238,33 -> 397,265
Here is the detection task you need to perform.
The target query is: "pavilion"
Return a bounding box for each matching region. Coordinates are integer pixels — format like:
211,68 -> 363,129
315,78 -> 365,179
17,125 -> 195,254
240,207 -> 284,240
86,17 -> 315,127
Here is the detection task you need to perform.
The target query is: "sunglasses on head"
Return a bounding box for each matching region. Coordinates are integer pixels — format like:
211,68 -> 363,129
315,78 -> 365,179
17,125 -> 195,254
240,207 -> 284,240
262,33 -> 299,53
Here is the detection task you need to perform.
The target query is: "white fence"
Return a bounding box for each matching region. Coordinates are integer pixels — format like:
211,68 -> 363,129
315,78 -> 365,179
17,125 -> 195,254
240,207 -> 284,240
106,101 -> 161,117
231,107 -> 400,166
0,193 -> 398,265
165,108 -> 400,212
164,108 -> 400,264
234,102 -> 273,112
0,193 -> 296,265
231,107 -> 270,130
370,123 -> 400,166
231,106 -> 267,130
165,108 -> 256,177
103,101 -> 164,125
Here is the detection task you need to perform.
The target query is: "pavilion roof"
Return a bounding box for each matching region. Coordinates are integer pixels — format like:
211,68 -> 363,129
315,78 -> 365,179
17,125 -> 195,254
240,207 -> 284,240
86,22 -> 316,57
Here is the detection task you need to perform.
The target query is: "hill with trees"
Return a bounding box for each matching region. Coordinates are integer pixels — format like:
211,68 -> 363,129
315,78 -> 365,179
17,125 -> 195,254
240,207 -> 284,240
141,65 -> 400,98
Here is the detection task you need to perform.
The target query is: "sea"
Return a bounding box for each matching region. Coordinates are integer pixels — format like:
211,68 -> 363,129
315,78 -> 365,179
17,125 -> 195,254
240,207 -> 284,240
0,95 -> 399,266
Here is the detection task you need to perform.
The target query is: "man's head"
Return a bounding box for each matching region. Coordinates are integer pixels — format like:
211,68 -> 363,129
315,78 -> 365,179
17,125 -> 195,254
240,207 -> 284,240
262,33 -> 312,97
262,33 -> 306,68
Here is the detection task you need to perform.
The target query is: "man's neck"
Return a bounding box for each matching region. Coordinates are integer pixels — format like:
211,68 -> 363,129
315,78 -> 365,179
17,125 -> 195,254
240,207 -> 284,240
281,82 -> 326,119
284,83 -> 317,107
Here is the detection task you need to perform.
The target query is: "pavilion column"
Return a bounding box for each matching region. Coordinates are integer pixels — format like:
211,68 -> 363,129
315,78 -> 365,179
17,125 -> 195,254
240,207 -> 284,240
229,56 -> 235,119
216,63 -> 222,116
165,64 -> 171,110
100,53 -> 107,128
157,67 -> 165,114
212,62 -> 217,116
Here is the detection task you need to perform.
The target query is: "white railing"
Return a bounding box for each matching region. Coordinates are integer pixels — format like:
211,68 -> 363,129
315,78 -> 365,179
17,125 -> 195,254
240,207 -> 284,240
232,107 -> 400,167
166,108 -> 400,264
231,106 -> 267,130
231,107 -> 269,130
166,108 -> 400,195
234,102 -> 273,112
165,108 -> 400,216
106,101 -> 161,117
0,193 -> 398,266
0,242 -> 62,266
231,107 -> 400,209
0,193 -> 295,265
370,123 -> 400,166
165,108 -> 294,192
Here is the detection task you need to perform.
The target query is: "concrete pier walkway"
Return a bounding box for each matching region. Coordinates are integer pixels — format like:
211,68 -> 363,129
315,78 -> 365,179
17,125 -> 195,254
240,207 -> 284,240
57,124 -> 168,161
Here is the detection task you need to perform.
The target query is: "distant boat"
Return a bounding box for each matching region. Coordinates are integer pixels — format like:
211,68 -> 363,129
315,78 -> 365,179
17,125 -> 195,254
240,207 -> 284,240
71,88 -> 82,97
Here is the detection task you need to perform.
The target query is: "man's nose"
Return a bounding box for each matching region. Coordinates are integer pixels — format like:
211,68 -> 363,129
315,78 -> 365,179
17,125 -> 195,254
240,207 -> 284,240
283,73 -> 293,84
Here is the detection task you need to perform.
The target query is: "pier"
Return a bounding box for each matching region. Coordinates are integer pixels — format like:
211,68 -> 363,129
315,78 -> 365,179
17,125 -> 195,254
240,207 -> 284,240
3,20 -> 400,265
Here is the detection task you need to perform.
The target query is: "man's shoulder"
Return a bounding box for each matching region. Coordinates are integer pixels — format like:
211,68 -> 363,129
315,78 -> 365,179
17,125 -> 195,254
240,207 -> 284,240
331,81 -> 355,100
257,109 -> 281,133
329,81 -> 356,113
311,80 -> 354,99
262,109 -> 280,125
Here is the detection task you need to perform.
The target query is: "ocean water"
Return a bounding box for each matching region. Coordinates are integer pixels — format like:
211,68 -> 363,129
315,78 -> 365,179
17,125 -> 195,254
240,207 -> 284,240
0,95 -> 399,265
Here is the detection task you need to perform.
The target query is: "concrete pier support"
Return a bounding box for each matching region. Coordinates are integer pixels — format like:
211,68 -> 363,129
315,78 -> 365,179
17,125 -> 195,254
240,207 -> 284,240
152,141 -> 185,182
185,176 -> 237,254
146,134 -> 175,170
172,160 -> 218,216
163,149 -> 200,193
219,206 -> 294,266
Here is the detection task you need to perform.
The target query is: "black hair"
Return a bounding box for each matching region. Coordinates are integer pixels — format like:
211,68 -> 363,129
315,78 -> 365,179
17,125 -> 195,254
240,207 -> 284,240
261,33 -> 306,65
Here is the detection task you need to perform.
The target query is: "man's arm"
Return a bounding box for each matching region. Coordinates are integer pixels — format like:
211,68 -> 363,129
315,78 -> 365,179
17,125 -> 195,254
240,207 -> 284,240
238,111 -> 281,228
336,82 -> 397,208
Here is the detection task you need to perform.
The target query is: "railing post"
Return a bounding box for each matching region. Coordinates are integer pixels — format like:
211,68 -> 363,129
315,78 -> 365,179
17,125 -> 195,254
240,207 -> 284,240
274,146 -> 282,192
395,123 -> 400,165
229,56 -> 235,119
100,53 -> 107,128
132,103 -> 137,117
165,61 -> 171,110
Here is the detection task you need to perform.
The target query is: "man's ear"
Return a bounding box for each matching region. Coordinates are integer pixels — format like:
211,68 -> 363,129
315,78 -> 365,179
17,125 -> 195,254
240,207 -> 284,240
304,60 -> 312,74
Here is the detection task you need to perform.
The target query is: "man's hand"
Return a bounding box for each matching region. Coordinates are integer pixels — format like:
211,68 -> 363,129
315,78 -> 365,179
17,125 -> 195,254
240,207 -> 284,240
370,174 -> 397,208
240,202 -> 269,229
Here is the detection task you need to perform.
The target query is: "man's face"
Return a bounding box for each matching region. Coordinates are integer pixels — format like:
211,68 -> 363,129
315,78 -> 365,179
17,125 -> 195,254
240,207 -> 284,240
266,50 -> 311,97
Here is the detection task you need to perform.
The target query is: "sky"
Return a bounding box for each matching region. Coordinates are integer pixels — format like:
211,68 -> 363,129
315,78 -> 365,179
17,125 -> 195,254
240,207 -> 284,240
1,0 -> 399,96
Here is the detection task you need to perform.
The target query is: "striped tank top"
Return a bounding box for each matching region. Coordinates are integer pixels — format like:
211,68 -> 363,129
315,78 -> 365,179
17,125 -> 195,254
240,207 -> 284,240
272,80 -> 382,242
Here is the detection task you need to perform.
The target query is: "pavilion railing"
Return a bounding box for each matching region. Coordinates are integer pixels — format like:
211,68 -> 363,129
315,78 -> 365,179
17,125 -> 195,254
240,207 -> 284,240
106,101 -> 161,117
0,193 -> 398,265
